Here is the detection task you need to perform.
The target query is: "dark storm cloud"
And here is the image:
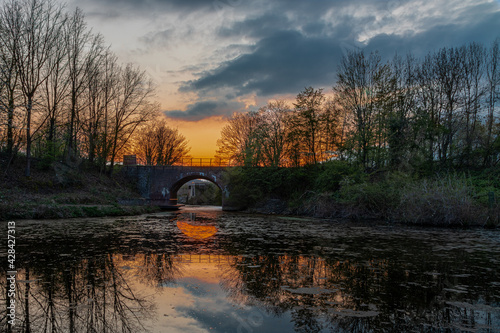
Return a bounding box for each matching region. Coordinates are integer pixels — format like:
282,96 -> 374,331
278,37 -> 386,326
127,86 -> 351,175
364,9 -> 500,58
183,1 -> 500,100
218,13 -> 292,39
182,30 -> 343,96
69,0 -> 500,121
163,100 -> 245,121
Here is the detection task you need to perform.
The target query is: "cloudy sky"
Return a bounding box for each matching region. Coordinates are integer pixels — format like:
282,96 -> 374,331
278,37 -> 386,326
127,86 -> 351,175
64,0 -> 500,156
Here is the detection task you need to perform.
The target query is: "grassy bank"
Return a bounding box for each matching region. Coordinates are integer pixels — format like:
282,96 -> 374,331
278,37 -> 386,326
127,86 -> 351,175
225,163 -> 500,227
0,156 -> 159,221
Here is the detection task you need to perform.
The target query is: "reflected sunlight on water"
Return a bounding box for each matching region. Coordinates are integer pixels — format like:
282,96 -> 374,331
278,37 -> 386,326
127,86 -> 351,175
1,207 -> 499,332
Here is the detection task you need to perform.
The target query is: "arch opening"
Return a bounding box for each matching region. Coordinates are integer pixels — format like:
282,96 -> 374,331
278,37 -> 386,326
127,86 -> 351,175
171,175 -> 223,207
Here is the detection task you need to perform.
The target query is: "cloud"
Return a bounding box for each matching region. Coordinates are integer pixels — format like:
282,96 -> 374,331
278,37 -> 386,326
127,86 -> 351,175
181,0 -> 500,101
182,30 -> 343,97
68,0 -> 250,18
217,13 -> 292,39
66,0 -> 500,123
364,8 -> 500,58
139,29 -> 175,48
163,100 -> 246,121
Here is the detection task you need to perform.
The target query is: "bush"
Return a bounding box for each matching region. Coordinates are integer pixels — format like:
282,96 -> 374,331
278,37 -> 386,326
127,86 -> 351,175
330,172 -> 408,218
394,175 -> 486,226
314,161 -> 361,192
224,166 -> 318,209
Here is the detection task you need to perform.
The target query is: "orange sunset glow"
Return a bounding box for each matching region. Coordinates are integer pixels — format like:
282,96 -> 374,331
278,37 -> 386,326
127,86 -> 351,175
166,117 -> 227,157
176,221 -> 218,240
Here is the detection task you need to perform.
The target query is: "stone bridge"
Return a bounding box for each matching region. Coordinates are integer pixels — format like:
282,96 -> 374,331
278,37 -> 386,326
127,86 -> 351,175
123,166 -> 231,209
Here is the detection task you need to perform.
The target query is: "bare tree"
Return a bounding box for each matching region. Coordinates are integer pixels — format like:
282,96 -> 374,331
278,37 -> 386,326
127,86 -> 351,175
40,12 -> 69,160
434,47 -> 465,165
80,38 -> 109,164
291,87 -> 325,165
64,7 -> 100,160
0,0 -> 23,158
460,43 -> 485,166
320,97 -> 344,161
216,111 -> 263,166
107,63 -> 157,173
386,53 -> 417,169
257,100 -> 291,167
134,119 -> 190,165
94,49 -> 119,172
335,51 -> 385,168
12,0 -> 65,176
415,53 -> 441,167
484,39 -> 500,166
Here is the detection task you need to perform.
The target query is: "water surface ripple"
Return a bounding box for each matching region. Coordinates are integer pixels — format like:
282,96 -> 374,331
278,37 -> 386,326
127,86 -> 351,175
1,206 -> 499,332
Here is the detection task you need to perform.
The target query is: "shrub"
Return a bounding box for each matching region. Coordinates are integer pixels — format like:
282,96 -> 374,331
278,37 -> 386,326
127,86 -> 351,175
314,161 -> 361,192
394,175 -> 486,226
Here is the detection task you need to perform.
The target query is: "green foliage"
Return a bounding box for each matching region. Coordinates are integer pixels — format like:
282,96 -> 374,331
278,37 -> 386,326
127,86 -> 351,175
186,182 -> 222,206
224,166 -> 319,208
336,172 -> 409,218
395,175 -> 486,226
35,139 -> 65,171
226,163 -> 498,227
466,167 -> 500,206
313,161 -> 362,192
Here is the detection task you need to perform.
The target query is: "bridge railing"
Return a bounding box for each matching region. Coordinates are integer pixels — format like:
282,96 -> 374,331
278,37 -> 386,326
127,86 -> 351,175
172,158 -> 233,167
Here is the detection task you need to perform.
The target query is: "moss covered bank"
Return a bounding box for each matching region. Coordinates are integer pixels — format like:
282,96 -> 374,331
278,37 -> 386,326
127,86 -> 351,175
0,157 -> 159,221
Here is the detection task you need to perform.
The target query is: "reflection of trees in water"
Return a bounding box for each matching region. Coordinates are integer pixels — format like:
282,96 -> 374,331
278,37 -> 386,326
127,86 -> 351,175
1,214 -> 499,332
134,252 -> 179,287
220,253 -> 499,332
1,254 -> 155,333
0,218 -> 184,332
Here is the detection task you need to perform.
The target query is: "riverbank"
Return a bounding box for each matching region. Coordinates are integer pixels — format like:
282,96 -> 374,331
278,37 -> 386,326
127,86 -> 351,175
0,157 -> 159,221
2,157 -> 499,227
226,163 -> 500,228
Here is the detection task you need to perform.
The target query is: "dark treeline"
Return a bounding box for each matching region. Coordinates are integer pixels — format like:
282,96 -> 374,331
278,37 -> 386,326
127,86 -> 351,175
0,0 -> 190,176
217,41 -> 500,171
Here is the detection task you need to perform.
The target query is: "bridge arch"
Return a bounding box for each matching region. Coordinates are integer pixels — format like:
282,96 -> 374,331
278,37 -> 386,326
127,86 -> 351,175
169,174 -> 224,206
123,165 -> 231,209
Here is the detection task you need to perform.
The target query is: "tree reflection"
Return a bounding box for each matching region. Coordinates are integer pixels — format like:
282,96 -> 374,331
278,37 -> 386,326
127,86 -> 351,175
134,253 -> 179,287
0,218 -> 169,333
220,251 -> 500,332
1,213 -> 499,333
1,254 -> 155,333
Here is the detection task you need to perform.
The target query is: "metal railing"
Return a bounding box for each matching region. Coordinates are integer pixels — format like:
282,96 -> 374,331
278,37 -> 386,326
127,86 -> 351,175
172,158 -> 233,167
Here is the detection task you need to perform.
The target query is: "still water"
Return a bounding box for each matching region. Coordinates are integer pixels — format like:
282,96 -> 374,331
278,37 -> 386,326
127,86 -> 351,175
1,206 -> 500,332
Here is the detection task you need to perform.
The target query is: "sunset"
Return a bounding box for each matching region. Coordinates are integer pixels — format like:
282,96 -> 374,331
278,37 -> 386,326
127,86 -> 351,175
62,0 -> 500,156
1,0 -> 500,332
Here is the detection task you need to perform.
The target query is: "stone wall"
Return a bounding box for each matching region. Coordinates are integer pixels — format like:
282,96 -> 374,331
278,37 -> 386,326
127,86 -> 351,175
122,166 -> 230,208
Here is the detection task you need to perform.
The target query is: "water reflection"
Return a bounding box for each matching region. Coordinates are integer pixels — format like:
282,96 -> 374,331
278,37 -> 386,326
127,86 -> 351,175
1,208 -> 499,332
176,212 -> 218,240
1,256 -> 155,333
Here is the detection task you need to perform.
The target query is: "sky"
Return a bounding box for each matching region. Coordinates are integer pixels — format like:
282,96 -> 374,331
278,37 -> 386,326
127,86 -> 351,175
64,0 -> 500,157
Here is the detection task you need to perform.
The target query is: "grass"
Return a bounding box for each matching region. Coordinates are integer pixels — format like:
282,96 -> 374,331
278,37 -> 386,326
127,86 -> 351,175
305,172 -> 499,227
226,162 -> 499,228
0,155 -> 159,221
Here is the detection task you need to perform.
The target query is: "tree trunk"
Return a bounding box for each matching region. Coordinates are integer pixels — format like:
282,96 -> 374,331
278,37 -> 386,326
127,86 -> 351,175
25,95 -> 33,177
6,92 -> 15,156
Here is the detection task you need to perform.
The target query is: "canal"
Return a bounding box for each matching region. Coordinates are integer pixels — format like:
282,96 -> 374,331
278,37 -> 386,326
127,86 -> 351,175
1,206 -> 499,332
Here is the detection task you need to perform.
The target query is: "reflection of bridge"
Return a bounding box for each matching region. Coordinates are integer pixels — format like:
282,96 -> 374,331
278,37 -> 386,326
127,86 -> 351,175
173,254 -> 234,264
123,165 -> 231,209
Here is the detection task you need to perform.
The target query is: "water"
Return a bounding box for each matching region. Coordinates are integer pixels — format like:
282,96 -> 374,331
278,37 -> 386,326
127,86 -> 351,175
1,206 -> 500,332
